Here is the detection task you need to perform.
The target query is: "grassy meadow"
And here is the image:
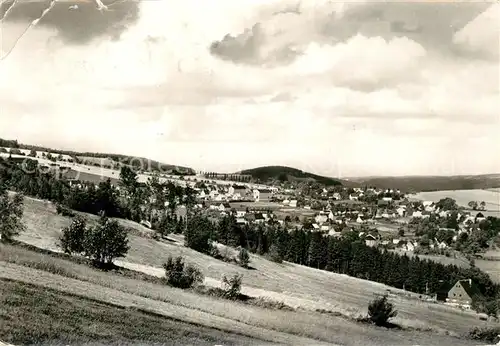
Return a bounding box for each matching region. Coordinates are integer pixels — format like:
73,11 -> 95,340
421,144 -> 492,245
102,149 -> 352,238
11,196 -> 500,340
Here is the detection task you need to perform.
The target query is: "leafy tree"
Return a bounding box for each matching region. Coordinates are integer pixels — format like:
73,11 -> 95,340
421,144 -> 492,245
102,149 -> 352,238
222,273 -> 243,300
163,256 -> 204,289
28,149 -> 37,157
398,228 -> 405,237
436,197 -> 458,211
60,216 -> 87,254
0,189 -> 25,242
83,214 -> 129,267
268,244 -> 283,263
238,247 -> 250,268
468,201 -> 478,210
367,294 -> 398,326
480,201 -> 486,211
119,166 -> 138,195
185,215 -> 213,253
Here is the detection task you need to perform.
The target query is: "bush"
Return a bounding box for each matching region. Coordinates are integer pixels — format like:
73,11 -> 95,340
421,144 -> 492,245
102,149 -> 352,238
238,248 -> 250,268
468,327 -> 500,344
222,274 -> 243,300
267,244 -> 283,263
367,294 -> 398,326
56,204 -> 75,217
163,256 -> 204,289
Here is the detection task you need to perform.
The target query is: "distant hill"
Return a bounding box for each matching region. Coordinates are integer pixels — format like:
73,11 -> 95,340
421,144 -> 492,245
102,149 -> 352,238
240,166 -> 342,186
0,138 -> 195,175
349,174 -> 500,193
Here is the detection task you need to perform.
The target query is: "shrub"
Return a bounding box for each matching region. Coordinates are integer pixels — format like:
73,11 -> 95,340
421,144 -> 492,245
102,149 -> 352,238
367,294 -> 398,326
56,204 -> 75,217
468,327 -> 500,344
163,256 -> 204,289
222,274 -> 243,300
238,247 -> 250,268
267,244 -> 283,263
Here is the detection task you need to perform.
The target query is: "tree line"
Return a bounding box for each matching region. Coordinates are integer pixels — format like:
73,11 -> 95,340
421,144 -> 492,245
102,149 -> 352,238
185,213 -> 500,302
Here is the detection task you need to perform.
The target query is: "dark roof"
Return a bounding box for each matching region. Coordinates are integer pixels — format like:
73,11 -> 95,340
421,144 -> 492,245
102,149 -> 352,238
232,185 -> 247,190
457,279 -> 482,298
377,200 -> 389,206
254,213 -> 265,220
223,203 -> 231,208
258,189 -> 272,193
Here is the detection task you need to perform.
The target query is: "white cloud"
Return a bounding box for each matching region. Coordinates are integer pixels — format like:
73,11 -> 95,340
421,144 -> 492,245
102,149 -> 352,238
0,0 -> 498,176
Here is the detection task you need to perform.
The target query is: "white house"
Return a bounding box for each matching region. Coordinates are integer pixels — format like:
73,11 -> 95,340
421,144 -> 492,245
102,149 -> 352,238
289,200 -> 297,208
396,207 -> 407,217
382,197 -> 393,202
412,211 -> 423,218
315,214 -> 328,225
253,189 -> 272,202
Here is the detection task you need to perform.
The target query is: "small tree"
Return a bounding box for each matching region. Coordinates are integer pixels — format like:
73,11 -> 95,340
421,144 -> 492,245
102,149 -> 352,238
268,244 -> 283,263
83,214 -> 129,267
163,256 -> 204,289
0,190 -> 25,242
238,247 -> 250,268
398,228 -> 405,237
222,273 -> 242,300
60,216 -> 87,254
368,294 -> 398,326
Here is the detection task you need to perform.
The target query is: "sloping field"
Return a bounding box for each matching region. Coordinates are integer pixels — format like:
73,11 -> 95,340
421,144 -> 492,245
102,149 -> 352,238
0,249 -> 482,346
16,196 -> 499,340
0,278 -> 264,346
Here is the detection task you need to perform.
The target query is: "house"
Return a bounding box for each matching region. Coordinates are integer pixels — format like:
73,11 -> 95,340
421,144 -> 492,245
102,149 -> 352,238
475,212 -> 486,223
446,279 -> 481,308
235,209 -> 247,218
321,225 -> 330,232
253,189 -> 272,202
365,234 -> 378,247
412,211 -> 423,218
254,213 -> 266,224
396,206 -> 407,217
332,193 -> 341,201
356,215 -> 365,223
229,185 -> 247,199
423,201 -> 434,208
218,203 -> 231,212
235,217 -> 247,225
382,197 -> 393,202
315,213 -> 328,225
328,211 -> 335,220
289,200 -> 297,208
349,194 -> 359,201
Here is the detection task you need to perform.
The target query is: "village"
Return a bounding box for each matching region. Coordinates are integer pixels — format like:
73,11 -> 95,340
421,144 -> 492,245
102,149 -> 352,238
1,147 -> 499,313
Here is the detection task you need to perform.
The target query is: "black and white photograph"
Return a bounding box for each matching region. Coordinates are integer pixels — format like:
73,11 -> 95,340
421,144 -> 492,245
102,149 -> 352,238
0,0 -> 499,345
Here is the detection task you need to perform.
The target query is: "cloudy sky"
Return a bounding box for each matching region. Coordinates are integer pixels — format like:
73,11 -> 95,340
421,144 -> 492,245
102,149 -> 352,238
0,0 -> 498,177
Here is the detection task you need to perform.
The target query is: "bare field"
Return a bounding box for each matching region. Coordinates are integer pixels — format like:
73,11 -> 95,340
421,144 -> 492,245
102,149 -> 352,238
14,196 -> 500,342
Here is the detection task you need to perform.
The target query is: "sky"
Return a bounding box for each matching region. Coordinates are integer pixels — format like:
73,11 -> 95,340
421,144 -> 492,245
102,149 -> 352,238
0,0 -> 499,177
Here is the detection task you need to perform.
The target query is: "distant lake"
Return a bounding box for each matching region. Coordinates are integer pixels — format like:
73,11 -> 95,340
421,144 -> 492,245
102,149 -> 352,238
410,189 -> 500,214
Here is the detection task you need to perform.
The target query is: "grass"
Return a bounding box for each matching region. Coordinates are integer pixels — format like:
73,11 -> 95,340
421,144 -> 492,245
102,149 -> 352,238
0,279 -> 262,346
12,196 -> 500,341
0,243 -> 484,346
